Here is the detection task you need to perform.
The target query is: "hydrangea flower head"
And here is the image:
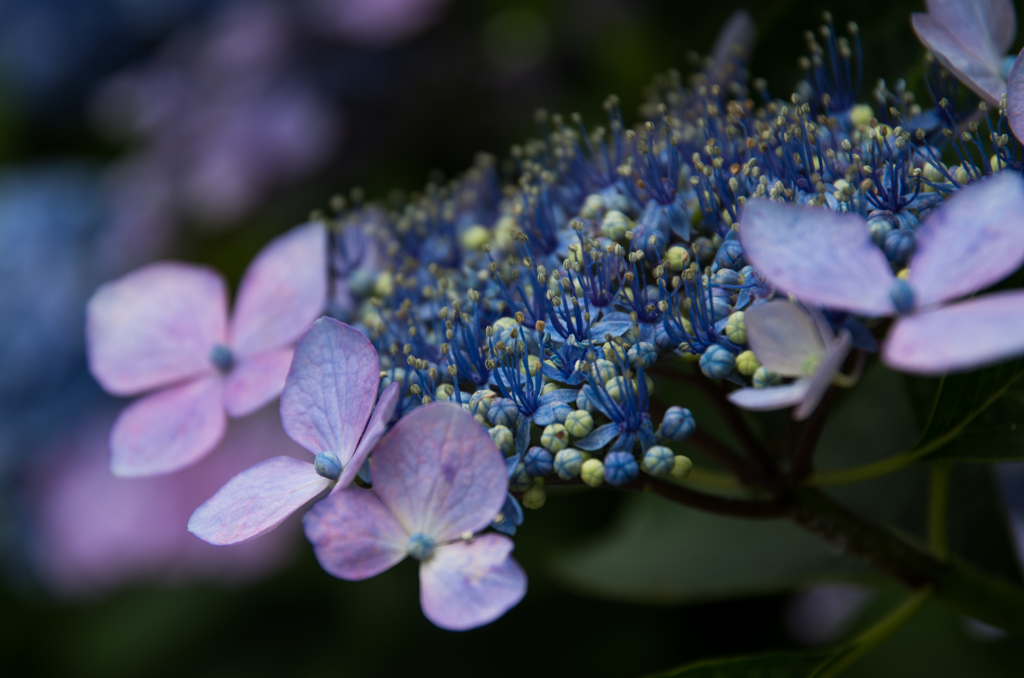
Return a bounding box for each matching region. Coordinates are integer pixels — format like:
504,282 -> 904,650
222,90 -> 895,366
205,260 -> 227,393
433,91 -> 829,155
911,0 -> 1017,106
303,402 -> 527,631
740,172 -> 1024,375
86,223 -> 327,476
727,301 -> 852,420
188,317 -> 399,545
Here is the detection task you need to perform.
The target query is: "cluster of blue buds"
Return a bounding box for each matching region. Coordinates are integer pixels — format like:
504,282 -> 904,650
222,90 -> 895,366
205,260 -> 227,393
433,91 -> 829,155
306,6 -> 1024,521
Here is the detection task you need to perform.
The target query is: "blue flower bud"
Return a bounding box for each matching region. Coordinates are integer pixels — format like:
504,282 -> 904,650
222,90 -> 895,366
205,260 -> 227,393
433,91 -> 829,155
510,462 -> 533,492
884,229 -> 916,266
692,236 -> 717,265
654,323 -> 675,350
895,211 -> 919,231
753,365 -> 782,388
700,345 -> 736,379
710,294 -> 732,321
554,448 -> 584,479
641,445 -> 675,476
604,451 -> 640,486
576,386 -> 599,413
540,424 -> 569,452
347,267 -> 377,296
628,342 -> 658,369
209,344 -> 234,373
659,406 -> 696,442
890,278 -> 916,315
470,389 -> 498,416
314,451 -> 343,480
712,269 -> 744,286
406,532 -> 435,560
523,446 -> 554,476
715,237 -> 745,270
489,424 -> 514,455
488,398 -> 520,427
564,409 -> 594,438
868,214 -> 895,246
547,401 -> 573,424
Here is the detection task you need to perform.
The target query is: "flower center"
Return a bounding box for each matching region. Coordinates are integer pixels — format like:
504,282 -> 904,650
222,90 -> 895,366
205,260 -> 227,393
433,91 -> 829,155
889,279 -> 916,315
406,532 -> 435,561
209,344 -> 235,373
314,452 -> 342,480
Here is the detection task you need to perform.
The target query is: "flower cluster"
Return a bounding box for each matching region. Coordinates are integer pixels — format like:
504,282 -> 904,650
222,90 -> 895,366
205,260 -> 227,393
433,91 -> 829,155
85,1 -> 1024,630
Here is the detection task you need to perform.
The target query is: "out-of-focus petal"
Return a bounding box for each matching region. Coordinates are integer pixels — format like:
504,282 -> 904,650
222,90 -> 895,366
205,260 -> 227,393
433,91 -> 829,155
1007,49 -> 1024,142
223,347 -> 294,418
229,222 -> 327,358
910,173 -> 1024,308
911,1 -> 1010,105
188,456 -> 330,545
740,199 -> 895,316
745,301 -> 827,376
87,262 -> 226,395
336,382 -> 401,490
110,376 -> 226,477
419,534 -> 527,631
303,486 -> 408,580
883,290 -> 1024,374
371,403 -> 507,543
794,330 -> 853,421
280,317 -> 379,462
709,9 -> 755,84
728,381 -> 811,411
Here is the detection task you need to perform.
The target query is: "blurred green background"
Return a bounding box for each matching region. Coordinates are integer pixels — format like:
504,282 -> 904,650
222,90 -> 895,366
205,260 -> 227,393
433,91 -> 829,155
3,1 -> 1024,676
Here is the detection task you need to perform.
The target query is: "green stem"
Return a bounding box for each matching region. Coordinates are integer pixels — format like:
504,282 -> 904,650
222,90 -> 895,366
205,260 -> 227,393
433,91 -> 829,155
928,462 -> 952,561
811,587 -> 933,678
790,488 -> 1024,636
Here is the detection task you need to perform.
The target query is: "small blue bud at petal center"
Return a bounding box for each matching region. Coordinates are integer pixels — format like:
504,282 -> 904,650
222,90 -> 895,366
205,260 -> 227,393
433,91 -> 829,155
314,452 -> 343,480
210,344 -> 235,372
407,532 -> 435,560
890,279 -> 916,315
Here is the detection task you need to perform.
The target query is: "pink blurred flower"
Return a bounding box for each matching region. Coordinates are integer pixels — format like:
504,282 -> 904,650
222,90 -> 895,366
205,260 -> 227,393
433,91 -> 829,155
26,405 -> 306,598
86,222 -> 326,477
302,0 -> 450,48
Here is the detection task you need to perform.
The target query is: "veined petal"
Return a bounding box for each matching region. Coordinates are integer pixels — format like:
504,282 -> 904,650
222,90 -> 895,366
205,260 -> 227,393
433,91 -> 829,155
883,290 -> 1024,374
87,262 -> 225,395
188,456 -> 330,546
223,347 -> 294,418
910,173 -> 1024,308
336,382 -> 401,490
740,199 -> 896,316
745,301 -> 827,376
303,486 -> 408,580
280,318 -> 379,463
1008,49 -> 1024,142
419,534 -> 527,631
927,0 -> 1015,57
574,422 -> 622,451
371,403 -> 507,543
229,222 -> 327,358
912,5 -> 1008,105
110,376 -> 226,477
728,381 -> 811,412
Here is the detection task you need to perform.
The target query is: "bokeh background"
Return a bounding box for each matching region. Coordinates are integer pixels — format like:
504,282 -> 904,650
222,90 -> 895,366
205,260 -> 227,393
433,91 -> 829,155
2,1 -> 1024,676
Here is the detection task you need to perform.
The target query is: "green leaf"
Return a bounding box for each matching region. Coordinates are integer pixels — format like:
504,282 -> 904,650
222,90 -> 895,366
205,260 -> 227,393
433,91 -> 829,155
926,390 -> 1024,462
552,493 -> 874,604
916,359 -> 1024,460
648,651 -> 832,678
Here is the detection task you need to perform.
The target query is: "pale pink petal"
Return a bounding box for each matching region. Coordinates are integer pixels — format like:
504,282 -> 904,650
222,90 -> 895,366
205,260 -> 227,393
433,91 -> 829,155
303,486 -> 408,580
370,403 -> 507,543
728,381 -> 811,411
110,376 -> 226,477
927,0 -> 1015,56
740,200 -> 895,316
279,317 -> 380,462
1009,50 -> 1024,142
883,290 -> 1024,374
910,173 -> 1024,308
87,262 -> 226,395
794,330 -> 853,421
912,4 -> 1008,105
229,222 -> 327,358
419,534 -> 527,631
745,301 -> 827,376
335,382 -> 401,490
223,347 -> 294,418
188,456 -> 330,545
